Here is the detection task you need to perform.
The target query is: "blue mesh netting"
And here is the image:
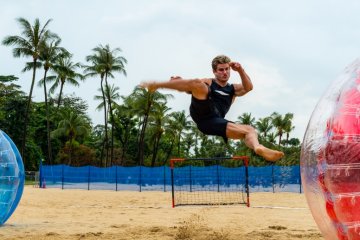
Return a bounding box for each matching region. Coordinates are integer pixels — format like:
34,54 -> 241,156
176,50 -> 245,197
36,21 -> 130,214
248,165 -> 301,192
40,164 -> 301,193
172,166 -> 246,189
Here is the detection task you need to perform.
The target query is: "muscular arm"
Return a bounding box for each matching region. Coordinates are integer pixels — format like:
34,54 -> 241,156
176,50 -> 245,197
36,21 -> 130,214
230,62 -> 253,97
140,77 -> 212,100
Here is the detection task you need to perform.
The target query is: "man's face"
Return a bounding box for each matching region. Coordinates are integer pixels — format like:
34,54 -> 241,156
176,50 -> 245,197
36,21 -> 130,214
213,63 -> 230,82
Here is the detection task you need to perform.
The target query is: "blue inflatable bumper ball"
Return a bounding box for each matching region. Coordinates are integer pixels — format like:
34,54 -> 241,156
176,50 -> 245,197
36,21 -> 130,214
0,130 -> 25,225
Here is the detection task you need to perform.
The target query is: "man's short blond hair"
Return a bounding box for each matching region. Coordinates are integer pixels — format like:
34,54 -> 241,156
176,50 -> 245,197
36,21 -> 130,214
211,55 -> 231,71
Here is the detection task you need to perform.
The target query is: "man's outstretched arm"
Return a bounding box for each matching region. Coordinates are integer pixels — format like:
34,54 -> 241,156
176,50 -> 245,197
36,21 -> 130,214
140,78 -> 212,100
230,62 -> 253,96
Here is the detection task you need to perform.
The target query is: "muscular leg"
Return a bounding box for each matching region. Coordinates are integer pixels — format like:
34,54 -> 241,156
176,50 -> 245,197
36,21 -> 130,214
140,78 -> 210,100
226,122 -> 284,162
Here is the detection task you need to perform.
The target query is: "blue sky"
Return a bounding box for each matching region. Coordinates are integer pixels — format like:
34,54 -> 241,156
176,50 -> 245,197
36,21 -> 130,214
1,0 -> 360,140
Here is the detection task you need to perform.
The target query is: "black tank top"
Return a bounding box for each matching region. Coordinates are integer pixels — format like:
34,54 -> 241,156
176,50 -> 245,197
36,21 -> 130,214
190,79 -> 235,122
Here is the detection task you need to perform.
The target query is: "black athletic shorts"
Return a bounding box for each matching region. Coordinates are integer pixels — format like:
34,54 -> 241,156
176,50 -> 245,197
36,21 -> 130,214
194,116 -> 231,138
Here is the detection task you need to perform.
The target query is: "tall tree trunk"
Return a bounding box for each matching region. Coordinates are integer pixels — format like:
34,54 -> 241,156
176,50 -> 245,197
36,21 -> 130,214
104,73 -> 115,166
138,114 -> 149,166
119,122 -> 130,166
138,92 -> 154,166
100,75 -> 108,166
104,73 -> 112,165
119,127 -> 126,166
120,140 -> 125,166
278,133 -> 282,146
151,133 -> 162,167
135,118 -> 142,160
286,133 -> 290,146
57,79 -> 65,108
110,114 -> 115,166
100,138 -> 105,166
107,90 -> 115,165
21,58 -> 38,167
121,138 -> 129,166
68,139 -> 73,165
43,68 -> 53,165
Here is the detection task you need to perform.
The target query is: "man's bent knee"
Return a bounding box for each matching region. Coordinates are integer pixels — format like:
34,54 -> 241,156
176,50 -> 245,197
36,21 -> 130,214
191,79 -> 209,99
244,125 -> 257,135
226,123 -> 255,139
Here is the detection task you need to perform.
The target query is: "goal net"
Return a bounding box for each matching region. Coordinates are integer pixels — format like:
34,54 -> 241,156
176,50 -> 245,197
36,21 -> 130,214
170,156 -> 249,207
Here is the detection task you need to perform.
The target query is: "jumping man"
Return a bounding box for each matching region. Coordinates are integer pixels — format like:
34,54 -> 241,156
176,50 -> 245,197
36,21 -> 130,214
140,55 -> 284,162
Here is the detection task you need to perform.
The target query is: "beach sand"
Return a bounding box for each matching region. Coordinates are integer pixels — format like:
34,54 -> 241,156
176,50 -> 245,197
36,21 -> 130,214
1,186 -> 323,240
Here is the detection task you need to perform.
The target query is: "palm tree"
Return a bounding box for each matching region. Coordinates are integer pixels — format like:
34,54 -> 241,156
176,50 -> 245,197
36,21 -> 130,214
283,118 -> 295,145
189,121 -> 202,157
113,103 -> 137,165
266,132 -> 277,145
99,45 -> 126,165
84,44 -> 127,164
94,87 -> 109,166
36,38 -> 68,165
96,44 -> 127,89
2,17 -> 57,163
271,112 -> 294,146
125,87 -> 172,165
255,117 -> 273,138
161,120 -> 177,164
106,84 -> 121,165
95,84 -> 121,165
83,53 -> 107,164
47,54 -> 84,108
237,112 -> 255,126
183,132 -> 195,157
148,103 -> 171,166
51,110 -> 89,165
169,111 -> 191,156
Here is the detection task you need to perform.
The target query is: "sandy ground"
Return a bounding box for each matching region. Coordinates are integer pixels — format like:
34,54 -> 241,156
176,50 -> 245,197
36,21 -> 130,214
1,186 -> 323,240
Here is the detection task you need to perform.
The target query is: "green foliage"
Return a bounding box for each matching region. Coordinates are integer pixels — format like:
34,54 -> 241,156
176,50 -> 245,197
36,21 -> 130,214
0,72 -> 301,169
56,142 -> 96,166
23,140 -> 43,170
276,146 -> 301,166
0,75 -> 19,82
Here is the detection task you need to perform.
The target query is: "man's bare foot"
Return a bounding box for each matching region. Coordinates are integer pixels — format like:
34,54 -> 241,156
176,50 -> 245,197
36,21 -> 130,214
139,81 -> 158,92
254,145 -> 284,162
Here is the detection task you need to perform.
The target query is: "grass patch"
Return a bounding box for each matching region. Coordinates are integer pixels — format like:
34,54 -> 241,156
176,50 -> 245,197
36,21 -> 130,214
25,180 -> 37,186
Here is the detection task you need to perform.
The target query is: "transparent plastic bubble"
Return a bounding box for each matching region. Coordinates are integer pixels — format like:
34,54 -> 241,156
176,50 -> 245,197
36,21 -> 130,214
301,59 -> 360,240
0,130 -> 24,225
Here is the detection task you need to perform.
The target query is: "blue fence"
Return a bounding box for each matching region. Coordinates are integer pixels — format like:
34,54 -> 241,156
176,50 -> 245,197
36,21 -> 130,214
40,164 -> 302,193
